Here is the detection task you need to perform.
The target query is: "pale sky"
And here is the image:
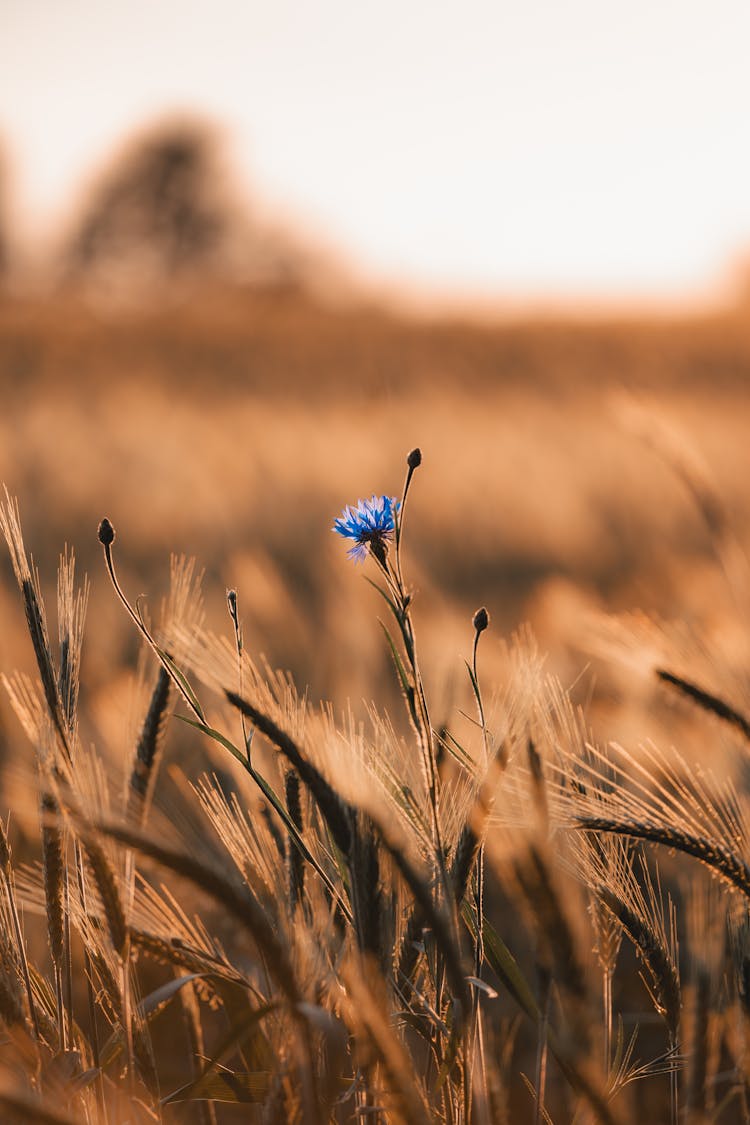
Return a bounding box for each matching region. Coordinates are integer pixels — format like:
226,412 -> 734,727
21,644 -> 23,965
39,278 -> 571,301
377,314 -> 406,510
2,0 -> 750,305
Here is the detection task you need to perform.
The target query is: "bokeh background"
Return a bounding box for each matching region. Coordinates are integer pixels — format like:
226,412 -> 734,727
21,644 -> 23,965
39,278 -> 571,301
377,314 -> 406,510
1,0 -> 750,755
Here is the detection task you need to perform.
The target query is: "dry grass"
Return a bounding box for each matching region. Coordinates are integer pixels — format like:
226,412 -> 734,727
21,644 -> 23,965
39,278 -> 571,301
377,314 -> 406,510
0,290 -> 749,1120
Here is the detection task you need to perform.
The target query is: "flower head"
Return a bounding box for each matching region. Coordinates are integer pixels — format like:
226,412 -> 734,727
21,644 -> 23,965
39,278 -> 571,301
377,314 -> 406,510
333,494 -> 400,563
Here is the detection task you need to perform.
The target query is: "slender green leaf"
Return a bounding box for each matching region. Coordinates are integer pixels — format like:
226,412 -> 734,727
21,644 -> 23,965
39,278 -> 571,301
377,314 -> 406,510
465,658 -> 483,715
464,909 -> 538,1022
378,620 -> 412,701
154,646 -> 206,722
363,574 -> 403,622
440,728 -> 478,774
178,715 -> 249,768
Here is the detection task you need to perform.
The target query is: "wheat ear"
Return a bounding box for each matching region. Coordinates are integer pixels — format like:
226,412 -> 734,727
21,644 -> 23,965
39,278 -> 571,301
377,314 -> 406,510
656,667 -> 750,745
596,884 -> 680,1043
226,690 -> 354,857
578,816 -> 750,899
128,665 -> 172,824
284,768 -> 305,914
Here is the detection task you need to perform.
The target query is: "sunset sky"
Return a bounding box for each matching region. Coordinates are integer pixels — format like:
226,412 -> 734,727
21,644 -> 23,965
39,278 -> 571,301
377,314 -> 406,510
3,0 -> 750,306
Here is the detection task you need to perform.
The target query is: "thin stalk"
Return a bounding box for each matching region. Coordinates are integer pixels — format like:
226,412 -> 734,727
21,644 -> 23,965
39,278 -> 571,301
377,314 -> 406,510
391,449 -> 445,881
393,447 -> 421,590
227,589 -> 252,764
467,1012 -> 491,1125
603,965 -> 613,1077
381,542 -> 448,902
535,969 -> 552,1125
97,520 -> 204,723
412,635 -> 448,896
73,841 -> 106,1121
120,942 -> 136,1101
669,1033 -> 679,1125
469,607 -> 490,981
467,607 -> 491,1119
61,833 -> 73,1053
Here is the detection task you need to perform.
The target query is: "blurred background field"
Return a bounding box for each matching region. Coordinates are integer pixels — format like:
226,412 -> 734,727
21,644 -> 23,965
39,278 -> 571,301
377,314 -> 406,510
0,97 -> 747,790
1,278 -> 750,742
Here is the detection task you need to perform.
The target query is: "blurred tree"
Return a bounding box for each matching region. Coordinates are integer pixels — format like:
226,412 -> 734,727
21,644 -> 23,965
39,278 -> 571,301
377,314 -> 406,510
62,119 -> 233,285
59,117 -> 339,300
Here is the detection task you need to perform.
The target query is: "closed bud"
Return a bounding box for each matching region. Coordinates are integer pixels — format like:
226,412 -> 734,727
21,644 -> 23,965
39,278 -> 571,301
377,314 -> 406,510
473,607 -> 489,633
407,447 -> 422,469
98,518 -> 115,546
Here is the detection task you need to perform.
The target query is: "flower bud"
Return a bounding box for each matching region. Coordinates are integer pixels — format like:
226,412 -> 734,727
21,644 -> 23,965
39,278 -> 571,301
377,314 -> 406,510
472,607 -> 489,633
407,447 -> 422,469
97,518 -> 115,546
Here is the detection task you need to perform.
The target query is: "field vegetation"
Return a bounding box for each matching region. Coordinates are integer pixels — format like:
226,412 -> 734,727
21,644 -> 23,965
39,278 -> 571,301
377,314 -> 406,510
1,122 -> 750,1121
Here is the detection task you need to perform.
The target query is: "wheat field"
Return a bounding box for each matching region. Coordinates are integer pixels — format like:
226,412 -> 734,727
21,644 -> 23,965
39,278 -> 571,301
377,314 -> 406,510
0,288 -> 749,1122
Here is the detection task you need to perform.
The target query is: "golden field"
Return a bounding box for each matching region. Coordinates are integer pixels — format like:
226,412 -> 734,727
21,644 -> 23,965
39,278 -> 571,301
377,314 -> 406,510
0,282 -> 749,1122
1,288 -> 749,715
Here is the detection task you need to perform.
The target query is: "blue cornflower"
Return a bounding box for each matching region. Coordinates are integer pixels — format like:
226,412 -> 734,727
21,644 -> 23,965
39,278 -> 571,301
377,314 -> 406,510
333,494 -> 400,563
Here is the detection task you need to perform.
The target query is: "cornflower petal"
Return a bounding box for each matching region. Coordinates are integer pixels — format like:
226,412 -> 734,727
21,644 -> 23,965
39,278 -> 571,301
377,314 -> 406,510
333,494 -> 400,563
